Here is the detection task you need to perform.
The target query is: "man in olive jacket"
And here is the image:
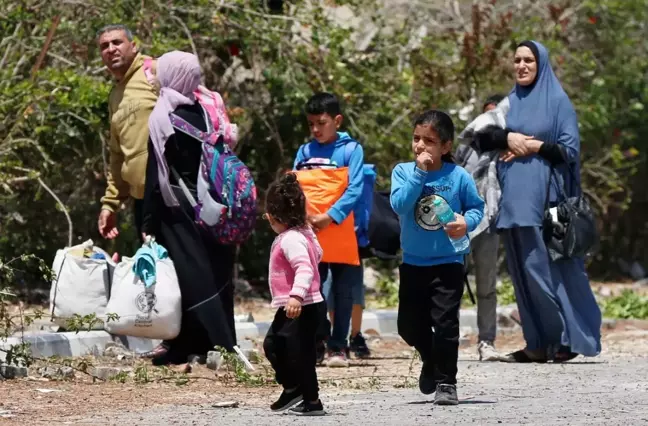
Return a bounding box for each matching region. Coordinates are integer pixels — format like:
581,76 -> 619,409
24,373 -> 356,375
96,24 -> 157,239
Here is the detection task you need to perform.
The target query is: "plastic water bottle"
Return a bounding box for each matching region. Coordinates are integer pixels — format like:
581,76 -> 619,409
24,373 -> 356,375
432,198 -> 470,252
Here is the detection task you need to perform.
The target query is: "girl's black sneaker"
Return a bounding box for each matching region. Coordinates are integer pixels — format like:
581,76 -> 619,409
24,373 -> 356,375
270,388 -> 303,412
288,400 -> 326,416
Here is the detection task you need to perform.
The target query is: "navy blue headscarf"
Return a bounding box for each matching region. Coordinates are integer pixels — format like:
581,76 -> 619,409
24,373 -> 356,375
496,40 -> 581,229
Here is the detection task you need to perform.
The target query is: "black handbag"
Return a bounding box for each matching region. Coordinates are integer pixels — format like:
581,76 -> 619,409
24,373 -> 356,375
542,162 -> 598,261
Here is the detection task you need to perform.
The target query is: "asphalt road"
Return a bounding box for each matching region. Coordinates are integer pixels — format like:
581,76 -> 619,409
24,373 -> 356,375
71,354 -> 648,426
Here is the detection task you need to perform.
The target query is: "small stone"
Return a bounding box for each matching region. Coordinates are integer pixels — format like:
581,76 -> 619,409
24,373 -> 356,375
206,351 -> 223,371
0,365 -> 28,379
91,366 -> 130,381
213,401 -> 239,408
104,345 -> 133,359
59,367 -> 75,379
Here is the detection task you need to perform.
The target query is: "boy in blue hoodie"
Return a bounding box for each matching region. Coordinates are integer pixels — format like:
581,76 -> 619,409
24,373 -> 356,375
293,93 -> 365,368
391,110 -> 484,405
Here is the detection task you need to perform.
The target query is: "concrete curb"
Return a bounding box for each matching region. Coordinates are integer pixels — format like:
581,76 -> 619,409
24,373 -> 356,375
0,307 -> 521,361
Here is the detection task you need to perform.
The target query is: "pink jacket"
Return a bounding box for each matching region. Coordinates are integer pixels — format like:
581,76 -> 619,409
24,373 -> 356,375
268,226 -> 324,308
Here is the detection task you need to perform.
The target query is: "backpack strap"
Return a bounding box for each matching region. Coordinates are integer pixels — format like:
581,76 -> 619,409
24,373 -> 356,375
463,260 -> 476,305
302,144 -> 311,161
300,140 -> 357,166
169,104 -> 217,145
343,140 -> 358,166
143,57 -> 155,85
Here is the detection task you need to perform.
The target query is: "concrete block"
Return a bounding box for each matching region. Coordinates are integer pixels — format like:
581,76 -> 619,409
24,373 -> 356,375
0,365 -> 28,379
38,366 -> 75,379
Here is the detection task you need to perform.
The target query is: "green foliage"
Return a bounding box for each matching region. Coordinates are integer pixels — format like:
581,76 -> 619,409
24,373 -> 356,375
373,276 -> 399,308
1,0 -> 647,292
216,346 -> 271,387
602,290 -> 648,320
64,313 -> 103,334
496,278 -> 517,306
0,255 -> 49,366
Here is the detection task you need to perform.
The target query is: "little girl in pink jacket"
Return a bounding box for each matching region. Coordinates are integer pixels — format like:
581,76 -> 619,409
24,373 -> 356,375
262,172 -> 326,417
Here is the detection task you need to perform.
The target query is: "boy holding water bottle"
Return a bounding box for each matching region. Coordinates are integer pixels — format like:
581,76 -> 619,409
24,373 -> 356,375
390,110 -> 484,405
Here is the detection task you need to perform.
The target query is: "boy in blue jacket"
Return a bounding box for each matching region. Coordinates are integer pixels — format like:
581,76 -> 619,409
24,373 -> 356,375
391,110 -> 484,405
293,93 -> 366,368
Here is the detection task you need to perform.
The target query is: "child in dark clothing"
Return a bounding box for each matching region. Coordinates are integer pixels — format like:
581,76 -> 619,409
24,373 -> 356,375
390,110 -> 484,405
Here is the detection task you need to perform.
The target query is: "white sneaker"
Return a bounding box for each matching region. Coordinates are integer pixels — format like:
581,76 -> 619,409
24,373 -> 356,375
478,341 -> 500,362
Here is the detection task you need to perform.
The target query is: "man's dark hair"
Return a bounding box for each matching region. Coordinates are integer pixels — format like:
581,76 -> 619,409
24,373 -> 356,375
305,92 -> 342,117
483,94 -> 505,110
96,24 -> 134,41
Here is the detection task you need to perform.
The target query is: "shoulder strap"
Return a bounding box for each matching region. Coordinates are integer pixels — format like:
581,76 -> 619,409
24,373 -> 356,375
343,141 -> 358,166
170,166 -> 199,208
544,146 -> 579,208
169,104 -> 216,144
302,144 -> 311,161
463,259 -> 476,305
143,57 -> 155,85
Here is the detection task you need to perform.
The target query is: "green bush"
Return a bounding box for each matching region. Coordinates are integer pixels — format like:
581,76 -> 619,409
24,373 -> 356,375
601,290 -> 648,320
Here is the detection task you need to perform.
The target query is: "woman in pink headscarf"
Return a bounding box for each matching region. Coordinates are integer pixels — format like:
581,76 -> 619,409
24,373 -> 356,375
140,51 -> 236,366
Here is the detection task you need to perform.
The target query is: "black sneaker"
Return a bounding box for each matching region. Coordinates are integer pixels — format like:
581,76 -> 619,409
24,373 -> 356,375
316,341 -> 326,365
288,400 -> 326,416
419,360 -> 436,395
434,384 -> 459,405
350,332 -> 371,359
270,388 -> 303,412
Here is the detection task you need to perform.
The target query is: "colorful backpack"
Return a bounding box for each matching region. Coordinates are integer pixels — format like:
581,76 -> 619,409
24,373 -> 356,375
143,57 -> 239,149
169,105 -> 256,245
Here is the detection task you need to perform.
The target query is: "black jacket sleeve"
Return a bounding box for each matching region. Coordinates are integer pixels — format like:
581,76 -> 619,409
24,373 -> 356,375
473,125 -> 509,152
538,142 -> 568,165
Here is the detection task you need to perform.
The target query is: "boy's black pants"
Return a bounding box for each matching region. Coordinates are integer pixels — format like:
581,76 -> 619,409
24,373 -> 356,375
397,263 -> 465,386
263,302 -> 323,402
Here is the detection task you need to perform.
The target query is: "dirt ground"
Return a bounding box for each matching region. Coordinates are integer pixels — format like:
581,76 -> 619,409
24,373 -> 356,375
1,321 -> 648,425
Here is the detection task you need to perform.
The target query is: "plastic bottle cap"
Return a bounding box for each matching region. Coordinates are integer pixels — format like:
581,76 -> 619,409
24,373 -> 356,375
432,198 -> 442,206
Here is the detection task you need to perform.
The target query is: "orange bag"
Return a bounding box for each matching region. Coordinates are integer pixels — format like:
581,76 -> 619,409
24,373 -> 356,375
295,167 -> 360,266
